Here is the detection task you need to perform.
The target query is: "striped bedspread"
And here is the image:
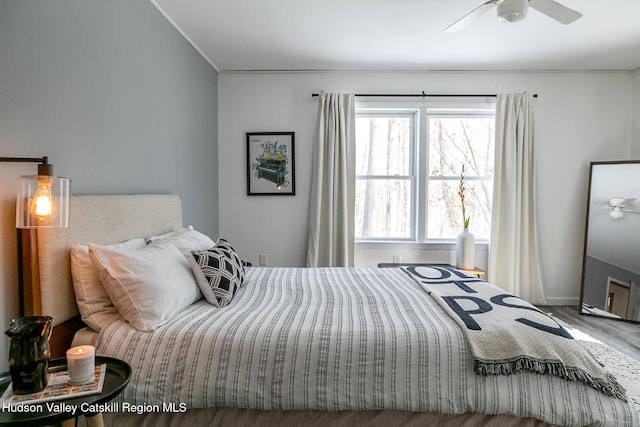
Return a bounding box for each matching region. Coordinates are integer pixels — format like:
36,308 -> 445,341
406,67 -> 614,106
96,267 -> 638,427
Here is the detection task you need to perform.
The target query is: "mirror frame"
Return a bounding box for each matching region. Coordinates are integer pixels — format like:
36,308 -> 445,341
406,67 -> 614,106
579,159 -> 640,323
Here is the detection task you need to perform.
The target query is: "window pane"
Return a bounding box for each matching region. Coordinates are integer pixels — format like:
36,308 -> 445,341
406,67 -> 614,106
356,116 -> 411,176
356,179 -> 412,239
428,117 -> 494,177
427,179 -> 493,240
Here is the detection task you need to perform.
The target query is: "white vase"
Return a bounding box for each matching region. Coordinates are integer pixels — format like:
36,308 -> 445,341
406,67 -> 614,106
456,228 -> 475,269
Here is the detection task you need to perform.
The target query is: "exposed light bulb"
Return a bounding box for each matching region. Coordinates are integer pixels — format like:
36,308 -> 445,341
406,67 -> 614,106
13,158 -> 70,228
31,177 -> 53,220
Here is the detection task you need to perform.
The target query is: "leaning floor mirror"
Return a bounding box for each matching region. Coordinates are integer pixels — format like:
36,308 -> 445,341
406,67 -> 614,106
580,160 -> 640,322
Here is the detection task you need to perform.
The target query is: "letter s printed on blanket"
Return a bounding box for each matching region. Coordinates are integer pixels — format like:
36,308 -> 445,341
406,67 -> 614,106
490,294 -> 573,339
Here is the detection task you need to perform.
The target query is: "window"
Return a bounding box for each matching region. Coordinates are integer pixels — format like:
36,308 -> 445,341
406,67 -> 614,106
355,111 -> 416,240
355,104 -> 495,242
427,113 -> 495,240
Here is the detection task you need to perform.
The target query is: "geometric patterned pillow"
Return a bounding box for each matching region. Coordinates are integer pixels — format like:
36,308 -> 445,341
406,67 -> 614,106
190,239 -> 245,307
214,239 -> 245,286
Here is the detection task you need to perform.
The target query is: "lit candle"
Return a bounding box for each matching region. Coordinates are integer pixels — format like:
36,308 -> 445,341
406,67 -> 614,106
66,345 -> 95,384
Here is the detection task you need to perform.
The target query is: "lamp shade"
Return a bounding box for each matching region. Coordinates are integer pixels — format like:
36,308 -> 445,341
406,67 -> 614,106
16,174 -> 70,228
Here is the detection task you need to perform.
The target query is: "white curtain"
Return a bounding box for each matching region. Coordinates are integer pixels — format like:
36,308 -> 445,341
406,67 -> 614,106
306,93 -> 356,267
489,93 -> 546,304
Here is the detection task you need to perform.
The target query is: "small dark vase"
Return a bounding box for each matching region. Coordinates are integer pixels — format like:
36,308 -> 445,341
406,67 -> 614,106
5,316 -> 53,394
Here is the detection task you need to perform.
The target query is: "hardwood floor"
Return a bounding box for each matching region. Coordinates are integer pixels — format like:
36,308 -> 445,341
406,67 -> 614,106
539,305 -> 640,362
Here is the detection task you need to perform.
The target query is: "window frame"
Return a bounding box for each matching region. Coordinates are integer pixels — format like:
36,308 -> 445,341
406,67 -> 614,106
355,100 -> 496,245
355,109 -> 418,241
424,109 -> 496,242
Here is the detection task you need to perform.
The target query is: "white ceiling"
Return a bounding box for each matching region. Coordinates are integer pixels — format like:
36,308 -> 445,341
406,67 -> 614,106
151,0 -> 640,72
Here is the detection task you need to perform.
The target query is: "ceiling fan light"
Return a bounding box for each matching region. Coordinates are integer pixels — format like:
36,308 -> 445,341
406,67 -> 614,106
497,0 -> 529,23
610,207 -> 624,219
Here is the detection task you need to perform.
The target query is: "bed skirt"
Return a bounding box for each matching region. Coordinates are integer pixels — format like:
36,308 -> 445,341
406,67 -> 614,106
98,408 -> 557,427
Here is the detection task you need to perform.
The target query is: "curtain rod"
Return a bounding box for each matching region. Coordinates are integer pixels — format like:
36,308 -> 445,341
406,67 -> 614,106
311,91 -> 538,98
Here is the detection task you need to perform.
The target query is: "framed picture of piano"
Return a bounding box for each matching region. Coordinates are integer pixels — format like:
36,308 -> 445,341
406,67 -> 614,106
247,132 -> 295,195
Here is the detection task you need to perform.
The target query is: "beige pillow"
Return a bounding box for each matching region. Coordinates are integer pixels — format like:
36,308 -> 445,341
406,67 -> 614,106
89,239 -> 202,331
71,238 -> 146,331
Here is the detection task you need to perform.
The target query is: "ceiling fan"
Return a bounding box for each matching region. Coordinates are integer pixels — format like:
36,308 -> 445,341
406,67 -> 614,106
444,0 -> 582,33
604,197 -> 640,220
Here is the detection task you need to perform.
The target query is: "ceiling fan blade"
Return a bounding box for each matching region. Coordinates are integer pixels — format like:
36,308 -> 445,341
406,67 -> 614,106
529,0 -> 582,24
444,0 -> 499,33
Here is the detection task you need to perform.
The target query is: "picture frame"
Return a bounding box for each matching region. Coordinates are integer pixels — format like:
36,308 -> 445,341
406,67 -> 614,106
247,132 -> 295,195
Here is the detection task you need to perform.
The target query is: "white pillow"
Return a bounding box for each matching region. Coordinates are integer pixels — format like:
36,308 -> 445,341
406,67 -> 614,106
89,239 -> 202,331
145,225 -> 193,243
146,227 -> 215,259
71,238 -> 146,331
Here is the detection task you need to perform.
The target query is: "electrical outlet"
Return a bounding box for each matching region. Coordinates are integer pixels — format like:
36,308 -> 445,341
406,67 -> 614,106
259,253 -> 268,266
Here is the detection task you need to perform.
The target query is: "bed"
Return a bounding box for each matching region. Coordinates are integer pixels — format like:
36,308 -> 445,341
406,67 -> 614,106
20,194 -> 638,427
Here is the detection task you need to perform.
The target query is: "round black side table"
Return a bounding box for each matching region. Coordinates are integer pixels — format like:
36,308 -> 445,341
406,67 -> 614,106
0,355 -> 130,427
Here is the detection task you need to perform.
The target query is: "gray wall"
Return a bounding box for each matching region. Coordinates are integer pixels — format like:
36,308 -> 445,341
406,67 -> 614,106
583,256 -> 640,320
0,0 -> 218,370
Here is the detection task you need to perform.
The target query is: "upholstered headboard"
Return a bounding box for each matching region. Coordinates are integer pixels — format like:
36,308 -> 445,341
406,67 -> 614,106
20,194 -> 183,355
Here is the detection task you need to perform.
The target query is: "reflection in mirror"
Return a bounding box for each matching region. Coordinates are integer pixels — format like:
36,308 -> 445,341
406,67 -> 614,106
580,161 -> 640,322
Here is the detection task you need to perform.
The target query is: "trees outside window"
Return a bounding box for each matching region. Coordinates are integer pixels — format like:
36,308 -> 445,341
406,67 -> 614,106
355,106 -> 494,242
356,111 -> 415,240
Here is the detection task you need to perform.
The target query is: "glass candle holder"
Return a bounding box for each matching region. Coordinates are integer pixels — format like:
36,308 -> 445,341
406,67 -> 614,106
66,345 -> 95,385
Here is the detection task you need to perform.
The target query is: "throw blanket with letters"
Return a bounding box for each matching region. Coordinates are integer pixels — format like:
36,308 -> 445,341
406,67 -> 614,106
403,265 -> 626,400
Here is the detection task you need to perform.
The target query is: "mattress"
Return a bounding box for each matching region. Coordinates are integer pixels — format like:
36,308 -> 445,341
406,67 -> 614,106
95,267 -> 638,426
